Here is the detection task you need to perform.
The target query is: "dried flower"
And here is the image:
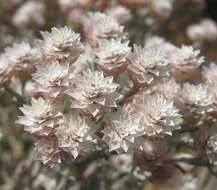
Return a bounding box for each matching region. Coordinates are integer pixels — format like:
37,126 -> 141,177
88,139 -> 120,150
171,45 -> 204,81
145,36 -> 178,56
147,0 -> 173,21
187,18 -> 217,42
128,45 -> 170,86
66,70 -> 120,117
56,113 -> 96,158
181,83 -> 213,115
106,5 -> 132,25
153,79 -> 180,102
0,56 -> 13,87
203,63 -> 217,83
32,60 -> 70,98
83,12 -> 125,47
102,113 -> 145,153
4,42 -> 36,77
12,1 -> 45,27
35,137 -> 62,166
96,39 -> 131,75
133,94 -> 182,136
40,27 -> 84,63
16,97 -> 63,135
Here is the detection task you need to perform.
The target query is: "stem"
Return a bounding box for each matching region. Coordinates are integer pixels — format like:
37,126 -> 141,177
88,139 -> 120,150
4,86 -> 26,104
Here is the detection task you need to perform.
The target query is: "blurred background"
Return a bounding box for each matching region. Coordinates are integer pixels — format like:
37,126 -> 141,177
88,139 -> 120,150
1,0 -> 217,189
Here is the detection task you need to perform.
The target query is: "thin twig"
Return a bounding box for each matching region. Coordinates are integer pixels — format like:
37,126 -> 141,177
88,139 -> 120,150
4,86 -> 27,104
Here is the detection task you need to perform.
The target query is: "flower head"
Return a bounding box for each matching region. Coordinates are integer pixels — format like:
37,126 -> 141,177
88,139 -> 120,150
96,39 -> 131,75
128,45 -> 170,85
181,83 -> 213,108
181,83 -> 214,116
171,45 -> 204,81
203,63 -> 217,83
12,1 -> 45,27
16,97 -> 63,135
66,70 -> 120,116
187,19 -> 217,42
40,27 -> 84,63
0,56 -> 13,87
56,113 -> 96,158
102,113 -> 145,153
32,60 -> 70,98
106,5 -> 132,25
153,79 -> 180,101
134,94 -> 182,136
83,12 -> 125,47
35,137 -> 62,166
4,42 -> 36,73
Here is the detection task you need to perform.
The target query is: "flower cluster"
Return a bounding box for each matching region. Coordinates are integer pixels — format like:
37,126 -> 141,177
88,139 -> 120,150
0,11 -> 216,173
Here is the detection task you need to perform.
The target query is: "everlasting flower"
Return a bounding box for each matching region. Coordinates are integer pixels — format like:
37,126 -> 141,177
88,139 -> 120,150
106,5 -> 132,25
181,83 -> 213,115
16,97 -> 63,135
35,137 -> 62,166
153,79 -> 180,102
56,113 -> 96,158
40,27 -> 84,63
128,45 -> 170,86
12,1 -> 45,27
0,56 -> 13,87
3,42 -> 36,77
187,19 -> 217,42
32,60 -> 70,98
66,70 -> 120,117
133,94 -> 182,136
96,39 -> 131,75
170,45 -> 204,81
145,36 -> 178,56
203,63 -> 217,83
147,0 -> 173,21
102,113 -> 145,153
83,12 -> 125,47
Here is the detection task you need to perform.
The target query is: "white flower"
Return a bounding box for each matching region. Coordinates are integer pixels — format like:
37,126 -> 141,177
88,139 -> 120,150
66,70 -> 120,116
32,60 -> 69,97
203,63 -> 217,83
0,56 -> 13,86
12,1 -> 45,27
145,36 -> 178,56
153,79 -> 180,101
41,27 -> 84,62
96,39 -> 131,74
102,113 -> 144,153
35,137 -> 62,166
181,83 -> 213,108
128,45 -> 170,85
171,45 -> 204,70
106,5 -> 132,25
134,94 -> 182,136
56,113 -> 96,158
83,12 -> 125,47
4,42 -> 36,71
187,19 -> 217,42
148,0 -> 173,19
16,97 -> 63,135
